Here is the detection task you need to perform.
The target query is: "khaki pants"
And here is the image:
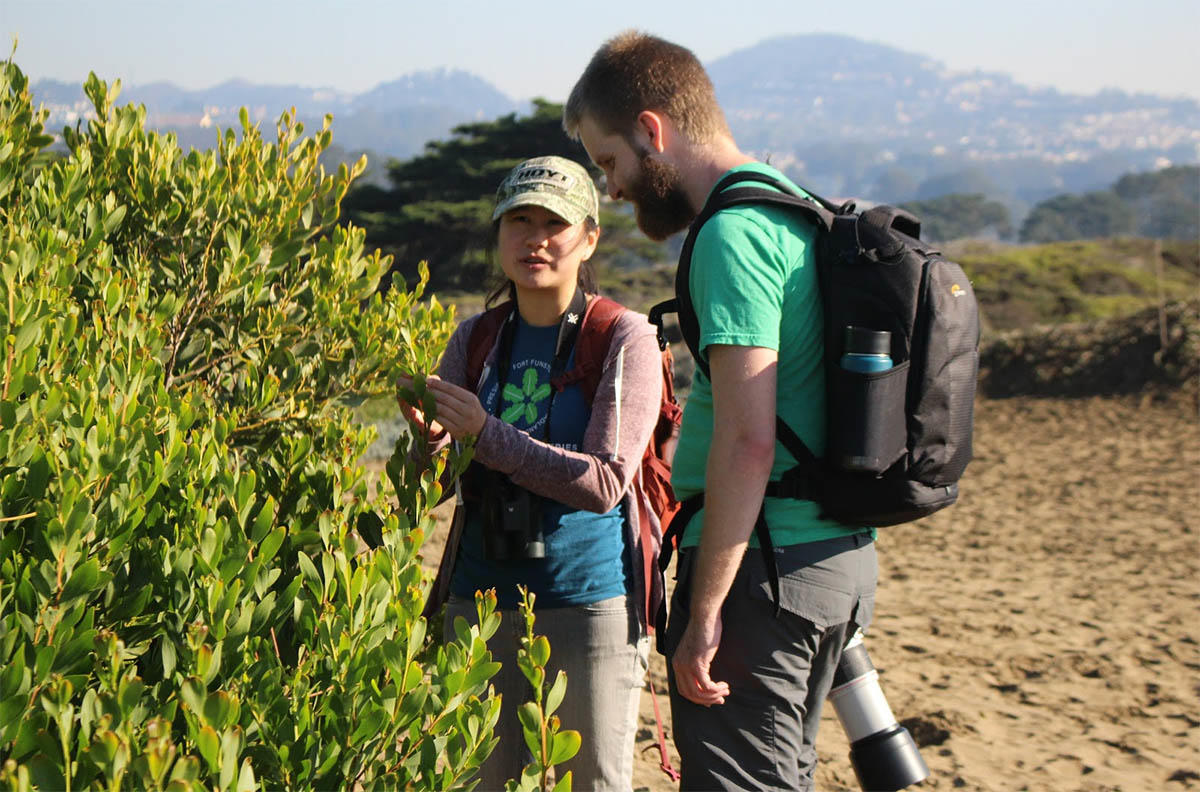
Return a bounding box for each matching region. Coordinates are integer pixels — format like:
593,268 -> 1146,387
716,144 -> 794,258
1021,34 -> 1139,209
446,594 -> 650,792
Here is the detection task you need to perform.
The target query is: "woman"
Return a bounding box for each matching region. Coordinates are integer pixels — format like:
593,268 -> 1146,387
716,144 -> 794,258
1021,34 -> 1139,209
400,155 -> 663,791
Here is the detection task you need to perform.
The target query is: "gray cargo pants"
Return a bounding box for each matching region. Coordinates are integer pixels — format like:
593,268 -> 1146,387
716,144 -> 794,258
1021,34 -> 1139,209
663,533 -> 877,791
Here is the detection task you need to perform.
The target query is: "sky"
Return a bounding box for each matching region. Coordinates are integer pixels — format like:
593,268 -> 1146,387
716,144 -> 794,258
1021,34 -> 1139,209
4,0 -> 1200,102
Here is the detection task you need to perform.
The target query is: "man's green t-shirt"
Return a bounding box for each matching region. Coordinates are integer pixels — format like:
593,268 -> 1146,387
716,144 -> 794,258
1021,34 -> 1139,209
671,162 -> 868,548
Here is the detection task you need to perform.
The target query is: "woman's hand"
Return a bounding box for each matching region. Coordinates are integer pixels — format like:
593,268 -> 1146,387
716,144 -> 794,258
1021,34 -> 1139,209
422,375 -> 488,439
396,374 -> 447,439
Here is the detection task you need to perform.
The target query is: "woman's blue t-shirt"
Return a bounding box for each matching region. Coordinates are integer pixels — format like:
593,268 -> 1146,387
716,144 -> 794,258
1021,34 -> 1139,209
450,316 -> 630,609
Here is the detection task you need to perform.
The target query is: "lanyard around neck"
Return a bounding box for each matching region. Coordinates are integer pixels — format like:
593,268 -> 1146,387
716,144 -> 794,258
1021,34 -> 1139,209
491,287 -> 588,440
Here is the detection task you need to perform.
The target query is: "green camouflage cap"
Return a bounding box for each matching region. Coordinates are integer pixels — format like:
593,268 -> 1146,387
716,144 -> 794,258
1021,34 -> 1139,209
492,155 -> 600,226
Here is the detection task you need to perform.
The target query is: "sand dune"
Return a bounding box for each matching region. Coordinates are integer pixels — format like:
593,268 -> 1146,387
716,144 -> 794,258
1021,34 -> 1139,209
633,392 -> 1199,791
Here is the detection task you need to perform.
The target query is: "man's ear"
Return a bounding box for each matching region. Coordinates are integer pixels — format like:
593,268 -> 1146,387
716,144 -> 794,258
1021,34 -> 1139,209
636,110 -> 668,154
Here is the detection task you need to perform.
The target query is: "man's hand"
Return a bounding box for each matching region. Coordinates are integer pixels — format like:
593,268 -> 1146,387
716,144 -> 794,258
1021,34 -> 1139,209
671,612 -> 730,706
671,344 -> 777,706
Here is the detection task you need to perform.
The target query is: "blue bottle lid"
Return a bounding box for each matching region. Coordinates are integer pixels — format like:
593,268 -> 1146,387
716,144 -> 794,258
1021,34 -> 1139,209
844,326 -> 891,356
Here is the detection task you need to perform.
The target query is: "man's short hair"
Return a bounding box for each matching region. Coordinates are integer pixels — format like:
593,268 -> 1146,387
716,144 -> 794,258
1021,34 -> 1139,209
564,30 -> 730,144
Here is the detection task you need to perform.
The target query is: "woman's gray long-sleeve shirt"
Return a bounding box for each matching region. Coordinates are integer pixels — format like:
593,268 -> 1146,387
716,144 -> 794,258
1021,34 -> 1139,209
425,298 -> 666,622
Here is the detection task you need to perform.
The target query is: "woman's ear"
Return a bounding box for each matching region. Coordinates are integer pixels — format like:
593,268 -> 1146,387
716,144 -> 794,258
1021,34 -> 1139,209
581,223 -> 600,261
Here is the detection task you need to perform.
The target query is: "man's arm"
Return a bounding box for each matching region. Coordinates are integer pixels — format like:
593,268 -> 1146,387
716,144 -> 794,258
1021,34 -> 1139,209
670,343 -> 777,705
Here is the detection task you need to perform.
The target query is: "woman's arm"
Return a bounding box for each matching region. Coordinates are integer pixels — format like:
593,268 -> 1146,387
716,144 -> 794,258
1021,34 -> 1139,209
437,311 -> 662,513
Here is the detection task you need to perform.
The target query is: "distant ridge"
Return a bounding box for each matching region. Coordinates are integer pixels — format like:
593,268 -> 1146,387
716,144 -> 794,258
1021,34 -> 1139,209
705,33 -> 1198,202
351,68 -> 515,117
710,33 -> 1198,155
30,69 -> 520,159
27,33 -> 1198,200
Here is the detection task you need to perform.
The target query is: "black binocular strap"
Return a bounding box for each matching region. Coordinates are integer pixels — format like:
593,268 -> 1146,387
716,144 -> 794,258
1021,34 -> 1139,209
491,287 -> 588,441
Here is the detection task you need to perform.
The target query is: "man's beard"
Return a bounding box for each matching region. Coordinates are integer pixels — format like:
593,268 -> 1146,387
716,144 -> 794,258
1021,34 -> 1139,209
628,152 -> 695,241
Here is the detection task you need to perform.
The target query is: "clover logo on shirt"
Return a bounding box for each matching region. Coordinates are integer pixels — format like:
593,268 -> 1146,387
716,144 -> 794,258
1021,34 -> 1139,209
501,367 -> 551,425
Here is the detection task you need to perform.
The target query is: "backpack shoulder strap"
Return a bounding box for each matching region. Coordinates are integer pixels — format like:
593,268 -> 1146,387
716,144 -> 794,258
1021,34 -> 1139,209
464,300 -> 515,391
673,172 -> 833,381
553,295 -> 625,404
667,173 -> 833,501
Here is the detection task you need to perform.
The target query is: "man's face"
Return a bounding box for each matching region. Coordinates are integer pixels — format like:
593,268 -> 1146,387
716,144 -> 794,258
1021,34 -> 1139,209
577,114 -> 695,241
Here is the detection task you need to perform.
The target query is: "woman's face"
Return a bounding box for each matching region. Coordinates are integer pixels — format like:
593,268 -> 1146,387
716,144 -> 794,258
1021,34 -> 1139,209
497,204 -> 599,298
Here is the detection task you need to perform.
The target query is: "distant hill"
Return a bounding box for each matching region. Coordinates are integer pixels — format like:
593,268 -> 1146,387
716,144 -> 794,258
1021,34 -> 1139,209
350,69 -> 513,117
28,33 -> 1199,208
707,34 -> 1199,208
31,68 -> 519,160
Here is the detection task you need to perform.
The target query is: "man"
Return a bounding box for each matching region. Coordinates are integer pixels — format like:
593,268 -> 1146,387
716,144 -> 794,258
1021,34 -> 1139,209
564,32 -> 877,791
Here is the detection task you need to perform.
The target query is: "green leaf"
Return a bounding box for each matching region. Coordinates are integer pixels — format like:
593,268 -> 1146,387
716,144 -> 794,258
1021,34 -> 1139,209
203,691 -> 233,731
89,729 -> 120,766
29,751 -> 66,790
60,558 -> 101,602
181,677 -> 206,717
250,499 -> 278,545
13,316 -> 46,355
236,757 -> 257,792
544,670 -> 567,718
348,707 -> 387,747
196,725 -> 220,772
517,701 -> 540,735
296,552 -> 321,596
530,635 -> 550,668
103,204 -> 127,234
551,770 -> 574,792
235,471 -> 256,520
548,729 -> 581,766
464,660 -> 502,692
170,755 -> 201,783
197,643 -> 223,686
118,676 -> 146,713
220,726 -> 243,791
24,449 -> 51,499
161,637 -> 177,679
402,660 -> 423,694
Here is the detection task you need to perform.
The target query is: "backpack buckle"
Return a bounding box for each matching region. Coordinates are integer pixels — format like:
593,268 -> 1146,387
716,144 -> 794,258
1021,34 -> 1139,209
765,469 -> 820,503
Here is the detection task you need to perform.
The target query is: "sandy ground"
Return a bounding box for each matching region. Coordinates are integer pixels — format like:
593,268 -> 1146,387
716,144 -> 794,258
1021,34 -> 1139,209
414,391 -> 1199,791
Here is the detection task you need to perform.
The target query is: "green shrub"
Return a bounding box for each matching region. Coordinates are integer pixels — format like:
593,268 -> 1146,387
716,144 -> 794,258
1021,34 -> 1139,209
0,57 -> 511,790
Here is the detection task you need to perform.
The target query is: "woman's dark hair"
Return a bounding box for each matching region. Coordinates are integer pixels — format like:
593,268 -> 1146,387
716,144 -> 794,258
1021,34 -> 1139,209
484,216 -> 600,307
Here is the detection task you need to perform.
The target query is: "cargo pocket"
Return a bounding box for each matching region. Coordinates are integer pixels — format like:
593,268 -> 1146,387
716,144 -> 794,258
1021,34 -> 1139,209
828,361 -> 909,475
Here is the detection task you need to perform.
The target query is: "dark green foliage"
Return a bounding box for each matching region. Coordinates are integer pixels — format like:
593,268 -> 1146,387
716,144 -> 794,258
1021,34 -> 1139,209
1020,165 -> 1198,243
898,193 -> 1012,242
1113,165 -> 1200,241
342,100 -> 671,294
342,100 -> 587,293
1019,191 -> 1136,242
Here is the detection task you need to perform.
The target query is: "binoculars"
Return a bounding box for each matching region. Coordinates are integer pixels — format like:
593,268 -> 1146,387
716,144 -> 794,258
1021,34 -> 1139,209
480,478 -> 545,562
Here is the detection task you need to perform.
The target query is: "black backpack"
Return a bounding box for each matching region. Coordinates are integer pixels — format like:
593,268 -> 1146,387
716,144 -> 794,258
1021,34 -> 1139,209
650,170 -> 980,540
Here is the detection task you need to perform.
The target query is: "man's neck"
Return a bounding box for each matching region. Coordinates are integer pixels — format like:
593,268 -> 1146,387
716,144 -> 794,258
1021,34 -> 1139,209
679,140 -> 756,214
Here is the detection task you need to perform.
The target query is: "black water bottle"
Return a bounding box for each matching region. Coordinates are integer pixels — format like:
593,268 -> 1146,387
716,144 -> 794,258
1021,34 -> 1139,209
834,327 -> 900,473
